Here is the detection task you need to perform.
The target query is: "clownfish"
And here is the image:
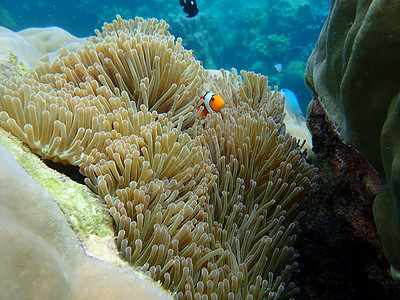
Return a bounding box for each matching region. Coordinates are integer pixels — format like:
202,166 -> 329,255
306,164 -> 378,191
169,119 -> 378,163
197,92 -> 224,119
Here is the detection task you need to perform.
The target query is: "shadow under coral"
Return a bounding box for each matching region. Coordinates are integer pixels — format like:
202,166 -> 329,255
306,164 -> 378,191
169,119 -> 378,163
293,96 -> 400,299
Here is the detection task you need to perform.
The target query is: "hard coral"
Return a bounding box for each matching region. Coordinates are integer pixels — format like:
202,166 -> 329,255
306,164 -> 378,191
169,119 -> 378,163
0,16 -> 317,299
305,0 -> 400,276
0,142 -> 172,300
296,96 -> 400,299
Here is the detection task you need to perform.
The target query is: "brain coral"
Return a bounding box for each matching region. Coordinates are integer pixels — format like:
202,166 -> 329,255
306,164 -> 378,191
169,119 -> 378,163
0,16 -> 317,298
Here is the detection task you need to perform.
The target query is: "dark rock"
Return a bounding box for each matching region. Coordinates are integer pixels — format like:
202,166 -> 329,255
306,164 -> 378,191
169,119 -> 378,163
294,95 -> 400,299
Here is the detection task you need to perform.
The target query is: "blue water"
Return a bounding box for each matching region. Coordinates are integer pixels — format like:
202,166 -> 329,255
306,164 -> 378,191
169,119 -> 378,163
1,0 -> 329,112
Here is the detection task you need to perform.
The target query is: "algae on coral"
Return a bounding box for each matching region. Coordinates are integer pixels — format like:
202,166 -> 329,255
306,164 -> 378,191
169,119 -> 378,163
0,127 -> 113,240
0,141 -> 173,300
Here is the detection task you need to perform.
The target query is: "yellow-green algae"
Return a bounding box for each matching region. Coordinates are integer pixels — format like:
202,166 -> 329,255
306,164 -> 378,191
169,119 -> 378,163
8,53 -> 29,75
0,127 -> 113,240
0,53 -> 29,82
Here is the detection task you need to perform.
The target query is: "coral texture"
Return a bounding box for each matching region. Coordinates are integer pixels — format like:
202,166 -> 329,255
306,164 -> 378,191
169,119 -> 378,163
0,142 -> 172,299
0,26 -> 83,69
295,96 -> 400,299
0,16 -> 317,298
0,126 -> 113,240
305,0 -> 400,276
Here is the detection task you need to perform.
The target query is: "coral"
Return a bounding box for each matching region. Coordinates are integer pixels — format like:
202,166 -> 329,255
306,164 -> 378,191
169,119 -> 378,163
18,26 -> 84,59
255,34 -> 292,57
305,0 -> 400,276
0,142 -> 172,299
8,53 -> 29,74
0,52 -> 29,82
0,26 -> 42,68
83,235 -> 131,268
165,12 -> 221,69
295,96 -> 400,299
0,16 -> 317,298
0,126 -> 112,240
0,25 -> 84,70
283,109 -> 312,154
240,0 -> 328,61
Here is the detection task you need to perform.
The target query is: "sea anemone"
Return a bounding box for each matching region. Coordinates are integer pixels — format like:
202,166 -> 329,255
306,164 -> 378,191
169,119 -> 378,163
0,16 -> 317,299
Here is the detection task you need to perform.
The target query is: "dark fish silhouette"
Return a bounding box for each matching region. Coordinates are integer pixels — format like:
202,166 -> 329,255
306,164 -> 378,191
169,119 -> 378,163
179,0 -> 199,18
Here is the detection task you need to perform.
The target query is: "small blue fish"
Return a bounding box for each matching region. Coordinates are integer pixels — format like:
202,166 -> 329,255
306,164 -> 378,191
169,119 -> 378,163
274,63 -> 283,72
281,88 -> 304,122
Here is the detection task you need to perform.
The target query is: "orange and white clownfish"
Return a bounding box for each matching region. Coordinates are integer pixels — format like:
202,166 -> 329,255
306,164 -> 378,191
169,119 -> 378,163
197,92 -> 225,119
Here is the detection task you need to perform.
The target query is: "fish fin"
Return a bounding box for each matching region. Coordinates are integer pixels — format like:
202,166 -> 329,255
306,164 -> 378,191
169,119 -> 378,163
197,105 -> 208,119
179,0 -> 185,7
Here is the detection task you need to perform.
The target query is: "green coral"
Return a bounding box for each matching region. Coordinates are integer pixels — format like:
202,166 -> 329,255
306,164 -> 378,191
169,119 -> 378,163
374,92 -> 400,279
305,0 -> 400,277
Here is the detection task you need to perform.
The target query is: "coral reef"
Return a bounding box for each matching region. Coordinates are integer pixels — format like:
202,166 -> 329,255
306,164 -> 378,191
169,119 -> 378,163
232,0 -> 329,113
0,16 -> 317,298
239,0 -> 329,70
305,0 -> 400,277
166,13 -> 221,69
0,142 -> 172,300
